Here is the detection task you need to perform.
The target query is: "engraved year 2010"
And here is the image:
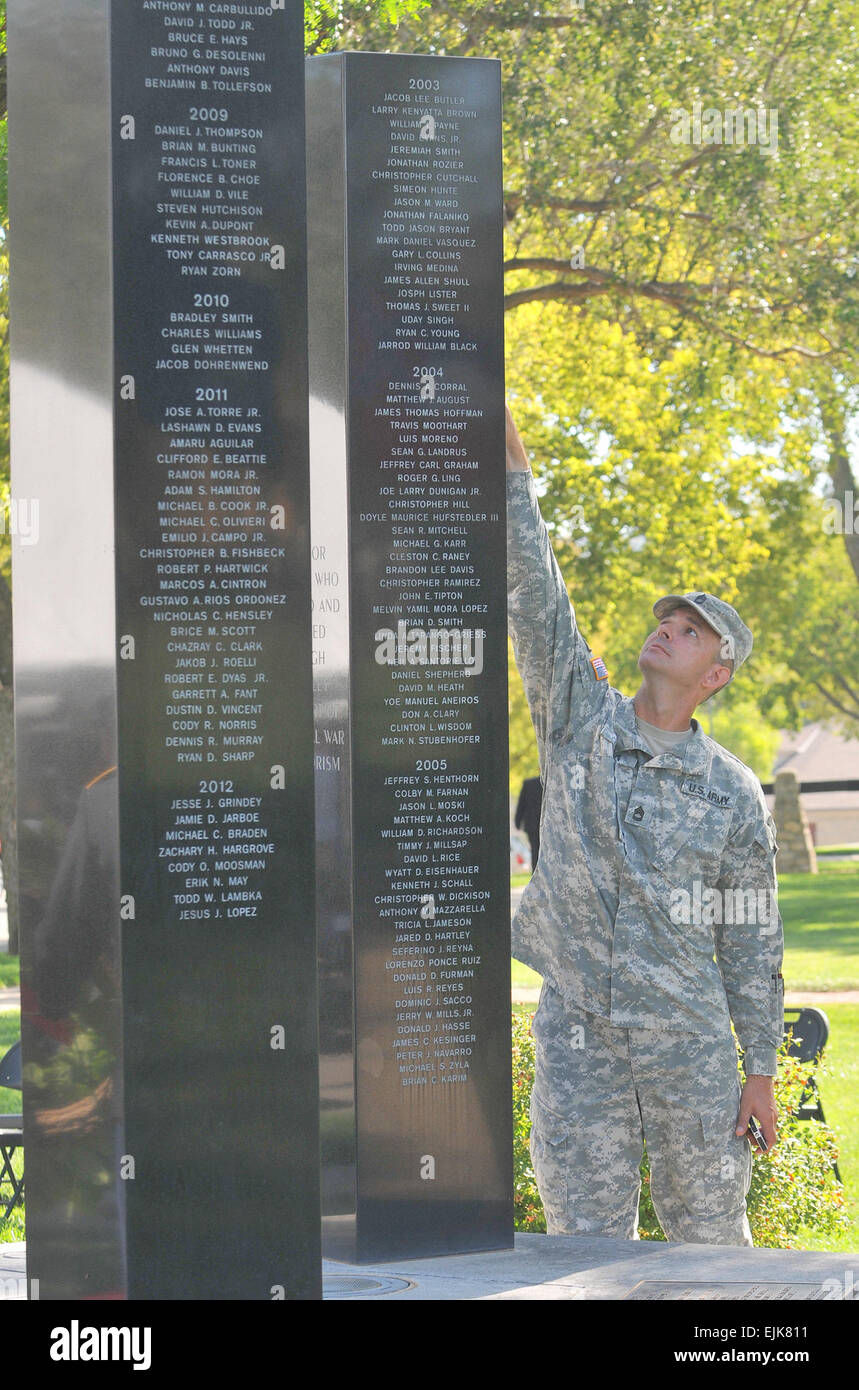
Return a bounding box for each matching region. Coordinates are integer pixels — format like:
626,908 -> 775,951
190,107 -> 229,122
194,293 -> 229,309
199,779 -> 234,793
409,78 -> 440,91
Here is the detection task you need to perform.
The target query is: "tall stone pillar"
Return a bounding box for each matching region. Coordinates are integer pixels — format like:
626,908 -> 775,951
10,0 -> 320,1298
307,51 -> 513,1264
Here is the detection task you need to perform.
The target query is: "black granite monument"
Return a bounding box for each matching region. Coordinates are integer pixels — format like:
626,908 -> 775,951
10,0 -> 320,1299
307,52 -> 513,1263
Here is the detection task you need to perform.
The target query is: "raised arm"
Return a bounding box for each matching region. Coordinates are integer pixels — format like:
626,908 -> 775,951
506,404 -> 531,472
505,405 -> 609,773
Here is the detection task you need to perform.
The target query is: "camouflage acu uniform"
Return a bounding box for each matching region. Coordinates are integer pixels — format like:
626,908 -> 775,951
507,471 -> 784,1245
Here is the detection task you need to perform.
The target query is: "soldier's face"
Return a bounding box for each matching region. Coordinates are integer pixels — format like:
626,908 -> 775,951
638,606 -> 729,696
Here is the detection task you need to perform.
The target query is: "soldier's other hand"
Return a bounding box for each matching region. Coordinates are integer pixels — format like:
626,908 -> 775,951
736,1074 -> 778,1155
505,404 -> 531,473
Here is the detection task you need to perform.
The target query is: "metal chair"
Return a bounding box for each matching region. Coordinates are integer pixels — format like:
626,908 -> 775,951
782,1007 -> 841,1182
0,1041 -> 24,1221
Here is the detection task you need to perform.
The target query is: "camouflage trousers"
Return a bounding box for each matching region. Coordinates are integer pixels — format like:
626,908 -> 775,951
530,984 -> 753,1246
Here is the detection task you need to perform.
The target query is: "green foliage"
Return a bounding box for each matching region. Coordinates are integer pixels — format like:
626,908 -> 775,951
0,1164 -> 23,1243
697,696 -> 782,783
511,1007 -> 545,1233
745,1057 -> 848,1250
511,1011 -> 848,1248
306,0 -> 427,54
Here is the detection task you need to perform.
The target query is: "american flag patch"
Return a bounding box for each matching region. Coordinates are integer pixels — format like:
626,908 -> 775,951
590,656 -> 608,680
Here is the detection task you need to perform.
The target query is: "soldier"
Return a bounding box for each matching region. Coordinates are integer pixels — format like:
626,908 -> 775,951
506,406 -> 783,1246
515,775 -> 543,870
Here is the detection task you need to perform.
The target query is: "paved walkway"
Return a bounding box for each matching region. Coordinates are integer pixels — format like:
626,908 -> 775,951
2,1234 -> 857,1300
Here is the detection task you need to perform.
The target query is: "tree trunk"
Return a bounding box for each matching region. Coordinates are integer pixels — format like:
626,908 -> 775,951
819,393 -> 859,587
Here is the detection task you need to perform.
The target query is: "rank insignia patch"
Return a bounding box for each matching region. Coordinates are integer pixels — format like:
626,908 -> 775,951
590,656 -> 608,680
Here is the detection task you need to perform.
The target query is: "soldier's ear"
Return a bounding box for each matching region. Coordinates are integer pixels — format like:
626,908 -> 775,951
701,662 -> 732,699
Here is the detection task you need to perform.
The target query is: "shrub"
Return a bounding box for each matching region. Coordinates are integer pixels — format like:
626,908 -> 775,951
512,1007 -> 546,1232
511,1009 -> 848,1248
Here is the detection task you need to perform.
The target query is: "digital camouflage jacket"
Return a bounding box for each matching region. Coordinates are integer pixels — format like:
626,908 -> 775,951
507,471 -> 784,1076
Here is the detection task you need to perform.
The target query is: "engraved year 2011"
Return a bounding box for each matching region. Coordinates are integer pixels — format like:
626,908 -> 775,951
199,779 -> 234,793
196,387 -> 228,402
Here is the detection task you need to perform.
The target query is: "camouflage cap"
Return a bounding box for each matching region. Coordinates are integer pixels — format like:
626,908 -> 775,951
653,591 -> 753,670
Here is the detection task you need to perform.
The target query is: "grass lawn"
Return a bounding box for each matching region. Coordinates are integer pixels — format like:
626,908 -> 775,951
780,863 -> 859,990
0,955 -> 19,989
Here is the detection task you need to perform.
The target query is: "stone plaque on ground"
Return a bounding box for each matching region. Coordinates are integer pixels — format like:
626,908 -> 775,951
307,51 -> 513,1263
624,1282 -> 848,1300
11,0 -> 320,1299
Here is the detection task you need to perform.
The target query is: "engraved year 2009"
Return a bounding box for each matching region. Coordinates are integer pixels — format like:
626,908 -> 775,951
189,107 -> 230,122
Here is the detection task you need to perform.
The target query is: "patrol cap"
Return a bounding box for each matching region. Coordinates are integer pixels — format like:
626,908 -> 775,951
653,591 -> 753,670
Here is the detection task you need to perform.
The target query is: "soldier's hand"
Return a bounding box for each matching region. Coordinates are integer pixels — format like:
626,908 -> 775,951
505,404 -> 531,473
736,1074 -> 778,1155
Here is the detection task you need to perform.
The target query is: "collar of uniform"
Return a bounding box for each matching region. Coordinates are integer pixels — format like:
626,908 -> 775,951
604,695 -> 713,778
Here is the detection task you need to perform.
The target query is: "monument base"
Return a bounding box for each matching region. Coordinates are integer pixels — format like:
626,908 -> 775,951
320,1230 -> 859,1300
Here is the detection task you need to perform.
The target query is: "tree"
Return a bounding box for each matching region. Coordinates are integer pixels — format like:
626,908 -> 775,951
342,0 -> 859,751
306,0 -> 426,52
